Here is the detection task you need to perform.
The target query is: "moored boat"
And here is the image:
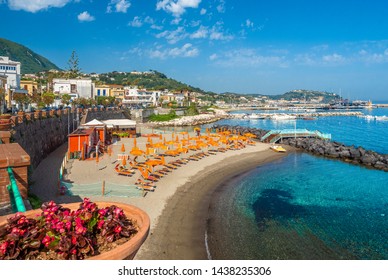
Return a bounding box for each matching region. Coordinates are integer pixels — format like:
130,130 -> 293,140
270,145 -> 287,153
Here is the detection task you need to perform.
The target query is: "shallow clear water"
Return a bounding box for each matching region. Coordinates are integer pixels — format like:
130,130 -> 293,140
208,153 -> 388,260
207,108 -> 388,260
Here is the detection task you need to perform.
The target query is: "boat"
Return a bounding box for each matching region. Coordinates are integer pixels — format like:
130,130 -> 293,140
248,113 -> 265,119
271,114 -> 296,120
270,145 -> 287,153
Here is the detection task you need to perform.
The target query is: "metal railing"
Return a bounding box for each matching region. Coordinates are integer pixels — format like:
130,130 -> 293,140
7,167 -> 26,213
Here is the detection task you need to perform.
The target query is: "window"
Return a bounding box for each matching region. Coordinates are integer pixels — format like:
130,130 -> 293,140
97,89 -> 100,96
103,89 -> 106,96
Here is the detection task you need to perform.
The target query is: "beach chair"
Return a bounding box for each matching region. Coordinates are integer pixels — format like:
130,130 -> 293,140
114,164 -> 135,176
139,168 -> 159,182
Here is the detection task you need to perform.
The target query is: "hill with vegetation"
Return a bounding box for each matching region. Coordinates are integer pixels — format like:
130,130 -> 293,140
266,89 -> 341,103
94,70 -> 206,93
0,38 -> 61,74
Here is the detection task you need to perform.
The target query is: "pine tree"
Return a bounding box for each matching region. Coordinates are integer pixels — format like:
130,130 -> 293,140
67,50 -> 81,79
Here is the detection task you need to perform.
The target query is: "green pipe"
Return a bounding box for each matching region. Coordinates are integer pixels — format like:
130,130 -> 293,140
7,167 -> 26,213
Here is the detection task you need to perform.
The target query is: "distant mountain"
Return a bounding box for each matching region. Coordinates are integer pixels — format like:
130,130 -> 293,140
268,89 -> 341,103
0,38 -> 61,74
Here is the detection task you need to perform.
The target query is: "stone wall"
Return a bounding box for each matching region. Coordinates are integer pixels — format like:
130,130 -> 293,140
12,110 -> 81,169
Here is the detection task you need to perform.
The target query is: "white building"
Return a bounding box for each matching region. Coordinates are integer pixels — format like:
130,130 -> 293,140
122,86 -> 160,107
53,78 -> 94,99
0,56 -> 21,90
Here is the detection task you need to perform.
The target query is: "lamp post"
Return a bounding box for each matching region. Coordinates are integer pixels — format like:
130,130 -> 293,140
294,119 -> 297,139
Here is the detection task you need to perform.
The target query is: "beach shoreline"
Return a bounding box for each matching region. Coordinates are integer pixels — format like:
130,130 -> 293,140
134,148 -> 289,260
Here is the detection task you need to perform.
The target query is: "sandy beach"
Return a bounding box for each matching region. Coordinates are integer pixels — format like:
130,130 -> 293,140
29,133 -> 288,259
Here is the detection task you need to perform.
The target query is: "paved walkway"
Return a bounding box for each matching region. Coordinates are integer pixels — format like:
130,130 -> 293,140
29,143 -> 81,204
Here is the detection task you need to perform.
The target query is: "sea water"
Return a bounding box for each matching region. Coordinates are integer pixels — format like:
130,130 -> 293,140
207,108 -> 388,259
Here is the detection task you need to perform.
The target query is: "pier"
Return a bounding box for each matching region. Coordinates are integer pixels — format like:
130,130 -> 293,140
261,129 -> 331,143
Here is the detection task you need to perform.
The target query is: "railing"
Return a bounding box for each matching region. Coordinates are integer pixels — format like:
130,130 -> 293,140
261,130 -> 280,141
7,167 -> 26,213
262,129 -> 332,143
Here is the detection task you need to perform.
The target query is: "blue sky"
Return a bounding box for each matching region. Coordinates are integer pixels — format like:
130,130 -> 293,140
1,0 -> 388,100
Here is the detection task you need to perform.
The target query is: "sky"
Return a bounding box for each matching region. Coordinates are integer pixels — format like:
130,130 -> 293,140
1,0 -> 388,100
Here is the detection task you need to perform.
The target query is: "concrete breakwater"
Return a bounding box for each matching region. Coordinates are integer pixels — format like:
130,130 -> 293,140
212,124 -> 388,172
281,138 -> 388,171
231,111 -> 363,119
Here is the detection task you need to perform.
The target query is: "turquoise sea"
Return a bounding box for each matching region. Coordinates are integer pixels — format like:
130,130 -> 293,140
206,108 -> 388,259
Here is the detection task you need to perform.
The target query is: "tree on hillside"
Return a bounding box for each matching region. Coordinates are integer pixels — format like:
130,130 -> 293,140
67,50 -> 81,79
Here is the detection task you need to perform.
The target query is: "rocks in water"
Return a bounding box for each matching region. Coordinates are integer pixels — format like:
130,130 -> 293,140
211,124 -> 269,139
281,137 -> 388,172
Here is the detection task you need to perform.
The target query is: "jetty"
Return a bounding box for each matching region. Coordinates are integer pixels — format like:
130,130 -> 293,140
261,129 -> 331,143
231,111 -> 363,120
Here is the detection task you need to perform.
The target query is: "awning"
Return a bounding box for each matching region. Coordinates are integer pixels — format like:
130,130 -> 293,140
102,119 -> 136,129
84,119 -> 105,126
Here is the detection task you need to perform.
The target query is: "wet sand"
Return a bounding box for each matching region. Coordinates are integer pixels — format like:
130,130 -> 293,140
135,149 -> 286,260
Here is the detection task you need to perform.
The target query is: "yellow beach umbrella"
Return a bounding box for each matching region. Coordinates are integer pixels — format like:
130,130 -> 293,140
120,143 -> 125,153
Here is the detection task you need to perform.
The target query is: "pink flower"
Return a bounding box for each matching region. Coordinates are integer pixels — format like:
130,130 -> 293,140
11,228 -> 20,235
114,226 -> 122,233
42,235 -> 52,247
0,241 -> 9,254
97,220 -> 105,229
75,225 -> 86,235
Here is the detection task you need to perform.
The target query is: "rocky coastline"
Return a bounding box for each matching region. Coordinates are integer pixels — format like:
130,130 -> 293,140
212,124 -> 388,172
281,138 -> 388,171
147,109 -> 229,127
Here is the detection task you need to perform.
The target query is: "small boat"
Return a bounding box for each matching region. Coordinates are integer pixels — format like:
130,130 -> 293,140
270,145 -> 287,153
271,114 -> 296,120
248,113 -> 264,119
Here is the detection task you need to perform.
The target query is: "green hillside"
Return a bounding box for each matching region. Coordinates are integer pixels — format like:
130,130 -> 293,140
268,89 -> 341,103
95,70 -> 206,93
0,38 -> 61,74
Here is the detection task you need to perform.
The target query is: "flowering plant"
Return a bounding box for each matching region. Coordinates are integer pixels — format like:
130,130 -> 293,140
0,198 -> 138,260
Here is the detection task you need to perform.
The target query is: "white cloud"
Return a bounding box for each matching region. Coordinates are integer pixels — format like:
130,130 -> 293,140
156,27 -> 188,44
78,11 -> 95,22
322,53 -> 345,64
170,17 -> 182,25
209,54 -> 218,60
190,25 -> 208,39
245,19 -> 254,28
156,0 -> 201,17
214,48 -> 288,68
129,16 -> 143,27
149,43 -> 199,59
209,23 -> 233,41
107,0 -> 131,13
200,8 -> 206,15
217,0 -> 225,13
7,0 -> 72,13
151,24 -> 164,30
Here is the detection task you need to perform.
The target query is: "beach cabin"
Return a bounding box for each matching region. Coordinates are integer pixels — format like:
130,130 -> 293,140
83,119 -> 107,144
68,127 -> 97,159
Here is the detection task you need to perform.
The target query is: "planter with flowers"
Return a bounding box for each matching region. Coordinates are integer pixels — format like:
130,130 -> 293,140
0,198 -> 150,260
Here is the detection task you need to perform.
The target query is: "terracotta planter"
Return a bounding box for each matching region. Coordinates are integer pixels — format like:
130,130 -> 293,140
0,123 -> 11,131
0,202 -> 150,260
0,114 -> 12,120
